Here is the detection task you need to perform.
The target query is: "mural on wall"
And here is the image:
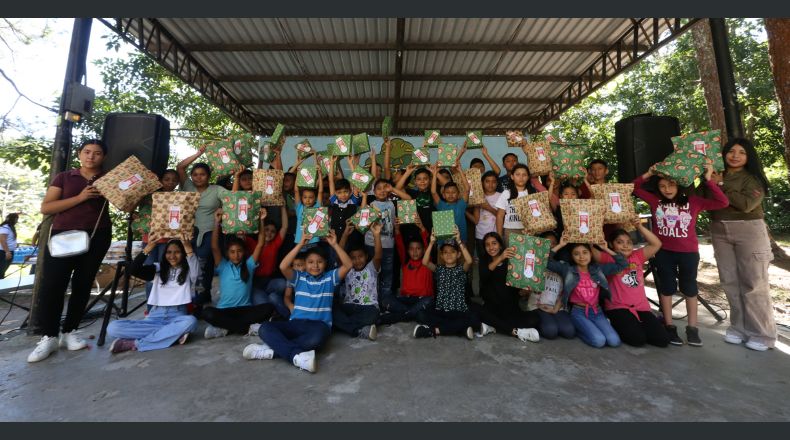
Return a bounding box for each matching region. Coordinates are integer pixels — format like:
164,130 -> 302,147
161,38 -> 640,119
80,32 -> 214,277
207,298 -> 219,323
364,138 -> 415,173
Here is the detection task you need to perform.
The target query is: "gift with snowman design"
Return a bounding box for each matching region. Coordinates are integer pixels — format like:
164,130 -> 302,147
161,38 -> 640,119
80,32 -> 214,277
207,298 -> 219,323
220,189 -> 263,234
253,169 -> 285,206
505,233 -> 551,291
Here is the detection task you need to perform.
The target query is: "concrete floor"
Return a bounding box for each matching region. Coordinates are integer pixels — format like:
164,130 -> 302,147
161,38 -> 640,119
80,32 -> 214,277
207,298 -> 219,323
1,294 -> 790,422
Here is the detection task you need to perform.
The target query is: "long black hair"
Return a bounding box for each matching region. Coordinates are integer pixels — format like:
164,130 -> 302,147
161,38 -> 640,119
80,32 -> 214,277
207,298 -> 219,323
722,138 -> 769,193
507,163 -> 536,201
0,213 -> 18,239
224,235 -> 250,281
159,240 -> 190,285
481,231 -> 505,262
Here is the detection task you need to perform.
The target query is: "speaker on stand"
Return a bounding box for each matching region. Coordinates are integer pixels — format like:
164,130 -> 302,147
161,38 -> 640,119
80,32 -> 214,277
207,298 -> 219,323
615,113 -> 679,183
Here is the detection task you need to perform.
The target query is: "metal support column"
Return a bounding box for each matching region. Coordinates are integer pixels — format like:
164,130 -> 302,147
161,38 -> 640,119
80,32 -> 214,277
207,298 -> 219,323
709,18 -> 745,140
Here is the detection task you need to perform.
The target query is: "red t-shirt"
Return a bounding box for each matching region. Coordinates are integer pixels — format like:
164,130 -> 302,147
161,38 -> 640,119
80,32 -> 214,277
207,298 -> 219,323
395,229 -> 434,297
600,248 -> 651,317
50,169 -> 112,231
244,234 -> 283,277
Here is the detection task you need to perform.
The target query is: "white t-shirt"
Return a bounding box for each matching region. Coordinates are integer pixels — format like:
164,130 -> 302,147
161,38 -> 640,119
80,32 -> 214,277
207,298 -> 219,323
475,192 -> 502,239
0,225 -> 17,252
495,189 -> 529,230
148,254 -> 200,306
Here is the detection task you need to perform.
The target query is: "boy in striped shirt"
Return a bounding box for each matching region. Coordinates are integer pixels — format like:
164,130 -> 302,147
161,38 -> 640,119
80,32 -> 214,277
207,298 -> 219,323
242,229 -> 353,373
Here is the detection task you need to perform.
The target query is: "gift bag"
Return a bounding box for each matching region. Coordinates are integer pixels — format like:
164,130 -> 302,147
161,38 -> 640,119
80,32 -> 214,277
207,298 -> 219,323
465,131 -> 484,149
258,141 -> 277,164
432,210 -> 456,240
327,134 -> 352,157
412,147 -> 432,166
653,151 -> 705,187
381,116 -> 393,139
150,192 -> 200,241
93,155 -> 162,212
270,123 -> 286,147
506,130 -> 525,147
296,165 -> 318,188
253,169 -> 285,206
523,141 -> 553,176
559,199 -> 606,244
316,151 -> 333,176
131,195 -> 153,240
220,190 -> 263,234
672,130 -> 724,172
424,130 -> 441,148
590,183 -> 636,226
397,199 -> 418,224
550,143 -> 588,180
352,133 -> 371,155
349,166 -> 374,192
436,143 -> 459,167
464,168 -> 484,206
295,139 -> 313,160
351,206 -> 381,233
513,191 -> 557,235
204,139 -> 242,178
505,233 -> 551,291
302,207 -> 330,237
230,133 -> 256,168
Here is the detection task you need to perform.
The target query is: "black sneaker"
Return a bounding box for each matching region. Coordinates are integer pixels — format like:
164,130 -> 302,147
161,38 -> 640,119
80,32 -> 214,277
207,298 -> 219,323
686,326 -> 703,347
413,324 -> 434,339
665,325 -> 684,346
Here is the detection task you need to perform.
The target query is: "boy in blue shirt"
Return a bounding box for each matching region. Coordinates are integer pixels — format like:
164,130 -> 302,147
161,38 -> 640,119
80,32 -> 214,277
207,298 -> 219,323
430,163 -> 469,242
293,157 -> 323,250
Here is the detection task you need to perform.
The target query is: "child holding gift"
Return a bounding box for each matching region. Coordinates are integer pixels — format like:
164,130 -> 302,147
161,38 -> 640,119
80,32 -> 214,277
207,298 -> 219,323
430,163 -> 469,243
472,170 -> 502,266
495,164 -> 547,242
634,158 -> 728,346
413,227 -> 483,340
547,237 -> 628,348
328,156 -> 364,240
526,231 -> 575,340
242,230 -> 353,373
245,206 -> 289,317
396,165 -> 436,240
293,154 -> 324,250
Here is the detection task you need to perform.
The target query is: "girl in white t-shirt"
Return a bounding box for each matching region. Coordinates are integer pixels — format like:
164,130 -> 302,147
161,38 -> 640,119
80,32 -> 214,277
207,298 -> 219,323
472,171 -> 501,265
495,164 -> 547,242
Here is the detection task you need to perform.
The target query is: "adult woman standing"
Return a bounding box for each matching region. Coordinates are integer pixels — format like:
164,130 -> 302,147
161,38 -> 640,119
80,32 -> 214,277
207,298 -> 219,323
709,138 -> 776,351
0,213 -> 19,279
28,140 -> 112,363
176,146 -> 222,306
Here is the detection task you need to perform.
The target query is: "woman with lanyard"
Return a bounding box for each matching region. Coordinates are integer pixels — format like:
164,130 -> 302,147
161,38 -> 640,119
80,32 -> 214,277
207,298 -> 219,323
709,138 -> 777,352
28,140 -> 112,363
176,146 -> 223,307
0,213 -> 19,279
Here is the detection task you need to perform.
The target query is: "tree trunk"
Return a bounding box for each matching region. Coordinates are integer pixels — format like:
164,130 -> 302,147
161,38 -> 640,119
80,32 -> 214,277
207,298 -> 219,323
692,20 -> 728,143
765,19 -> 790,182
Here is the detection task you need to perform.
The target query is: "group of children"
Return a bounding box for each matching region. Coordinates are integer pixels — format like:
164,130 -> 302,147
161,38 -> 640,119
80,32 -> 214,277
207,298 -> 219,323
105,137 -> 731,373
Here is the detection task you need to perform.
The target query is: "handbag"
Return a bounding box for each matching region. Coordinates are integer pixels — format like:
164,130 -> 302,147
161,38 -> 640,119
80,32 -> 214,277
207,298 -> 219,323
49,201 -> 107,258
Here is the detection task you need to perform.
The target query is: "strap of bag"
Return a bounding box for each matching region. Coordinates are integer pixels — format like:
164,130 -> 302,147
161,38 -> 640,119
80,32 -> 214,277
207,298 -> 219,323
90,201 -> 108,240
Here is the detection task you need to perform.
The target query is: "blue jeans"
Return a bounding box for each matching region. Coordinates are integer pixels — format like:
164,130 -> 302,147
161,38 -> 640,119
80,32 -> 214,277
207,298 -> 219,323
333,303 -> 379,336
192,231 -> 215,304
367,246 -> 394,304
570,306 -> 621,348
538,309 -> 575,339
258,319 -> 331,362
106,305 -> 197,352
251,277 -> 289,318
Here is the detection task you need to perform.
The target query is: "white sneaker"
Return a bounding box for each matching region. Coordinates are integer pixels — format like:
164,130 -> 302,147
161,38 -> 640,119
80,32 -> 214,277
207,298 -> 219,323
27,336 -> 59,363
204,325 -> 228,339
723,332 -> 744,345
59,331 -> 88,351
477,323 -> 496,337
243,343 -> 274,360
358,325 -> 377,341
465,326 -> 475,340
516,328 -> 540,343
247,323 -> 261,336
745,340 -> 770,352
293,350 -> 316,373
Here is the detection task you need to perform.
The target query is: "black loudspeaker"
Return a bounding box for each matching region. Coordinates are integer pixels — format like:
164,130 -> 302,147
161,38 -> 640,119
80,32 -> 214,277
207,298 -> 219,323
102,113 -> 170,176
615,114 -> 680,183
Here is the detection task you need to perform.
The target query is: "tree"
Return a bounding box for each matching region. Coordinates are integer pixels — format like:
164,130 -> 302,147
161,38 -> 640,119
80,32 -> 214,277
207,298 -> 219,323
692,20 -> 727,143
765,19 -> 790,182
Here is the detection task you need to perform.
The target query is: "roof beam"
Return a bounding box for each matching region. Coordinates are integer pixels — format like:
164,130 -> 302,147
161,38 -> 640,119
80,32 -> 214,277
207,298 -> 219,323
392,18 -> 405,133
267,128 -> 524,136
238,97 -> 556,105
183,42 -> 651,52
253,115 -> 540,123
219,74 -> 600,82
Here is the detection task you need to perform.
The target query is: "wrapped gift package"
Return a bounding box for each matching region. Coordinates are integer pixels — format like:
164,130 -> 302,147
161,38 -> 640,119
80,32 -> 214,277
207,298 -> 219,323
424,129 -> 441,147
411,147 -> 432,166
220,190 -> 263,234
204,140 -> 242,177
436,143 -> 459,167
131,195 -> 153,239
270,123 -> 286,147
253,169 -> 285,206
302,207 -> 330,237
351,206 -> 381,233
506,130 -> 525,147
505,233 -> 551,291
513,191 -> 557,235
672,130 -> 724,172
464,168 -> 484,206
397,199 -> 418,224
590,183 -> 636,225
559,199 -> 606,244
258,141 -> 277,164
296,165 -> 318,188
93,155 -> 162,212
150,192 -> 200,241
432,210 -> 456,240
550,143 -> 588,181
381,116 -> 393,139
295,139 -> 313,159
328,134 -> 352,157
231,133 -> 256,168
349,165 -> 374,192
465,131 -> 484,149
524,141 -> 553,176
352,133 -> 371,155
317,151 -> 333,176
653,151 -> 705,187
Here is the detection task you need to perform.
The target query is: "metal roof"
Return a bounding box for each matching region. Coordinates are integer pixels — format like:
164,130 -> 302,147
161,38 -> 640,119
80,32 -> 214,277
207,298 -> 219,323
100,17 -> 698,136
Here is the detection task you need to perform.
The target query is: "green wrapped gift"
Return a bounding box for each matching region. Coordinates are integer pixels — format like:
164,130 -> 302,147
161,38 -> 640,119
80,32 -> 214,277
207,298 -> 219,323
436,143 -> 459,168
505,233 -> 551,291
258,141 -> 276,164
352,133 -> 371,155
672,130 -> 724,172
220,190 -> 263,234
654,151 -> 705,187
466,131 -> 484,149
411,147 -> 432,166
349,165 -> 374,192
317,151 -> 333,176
424,130 -> 441,147
328,134 -> 352,157
231,133 -> 255,168
397,199 -> 418,224
549,143 -> 588,180
351,206 -> 381,233
296,165 -> 318,188
270,123 -> 286,147
204,139 -> 242,178
432,210 -> 456,240
132,195 -> 153,240
302,207 -> 330,237
381,116 -> 393,139
295,139 -> 313,160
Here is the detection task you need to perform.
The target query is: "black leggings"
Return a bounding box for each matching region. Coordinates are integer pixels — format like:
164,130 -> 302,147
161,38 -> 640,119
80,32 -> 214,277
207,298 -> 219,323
35,228 -> 112,337
417,309 -> 481,336
478,304 -> 540,336
605,308 -> 670,347
201,303 -> 274,334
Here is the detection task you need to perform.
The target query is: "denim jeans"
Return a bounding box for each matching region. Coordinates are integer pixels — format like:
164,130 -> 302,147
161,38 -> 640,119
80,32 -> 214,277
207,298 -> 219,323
537,309 -> 575,340
332,303 -> 379,336
106,305 -> 197,352
251,277 -> 289,317
192,230 -> 215,304
366,246 -> 394,304
570,306 -> 621,348
258,319 -> 331,362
